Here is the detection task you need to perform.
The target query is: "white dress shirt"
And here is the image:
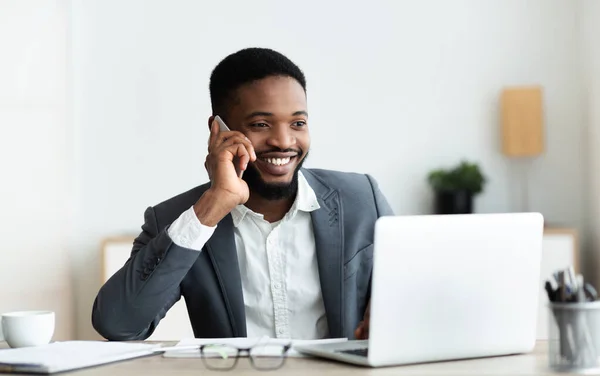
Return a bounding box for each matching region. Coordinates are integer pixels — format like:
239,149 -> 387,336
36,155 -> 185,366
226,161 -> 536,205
167,172 -> 328,339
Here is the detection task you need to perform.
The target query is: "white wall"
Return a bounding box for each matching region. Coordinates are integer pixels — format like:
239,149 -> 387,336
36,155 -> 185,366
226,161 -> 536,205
582,0 -> 600,283
0,0 -> 73,339
69,0 -> 586,339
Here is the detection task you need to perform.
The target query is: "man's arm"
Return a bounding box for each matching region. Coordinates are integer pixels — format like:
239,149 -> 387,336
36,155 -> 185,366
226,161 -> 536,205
366,174 -> 394,217
91,119 -> 257,340
91,205 -> 207,340
354,174 -> 394,339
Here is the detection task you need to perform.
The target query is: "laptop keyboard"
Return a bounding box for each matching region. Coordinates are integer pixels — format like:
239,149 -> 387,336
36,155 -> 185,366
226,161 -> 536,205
337,348 -> 369,357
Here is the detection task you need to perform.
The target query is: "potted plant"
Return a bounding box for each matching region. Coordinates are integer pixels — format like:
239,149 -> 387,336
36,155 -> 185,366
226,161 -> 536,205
427,160 -> 487,214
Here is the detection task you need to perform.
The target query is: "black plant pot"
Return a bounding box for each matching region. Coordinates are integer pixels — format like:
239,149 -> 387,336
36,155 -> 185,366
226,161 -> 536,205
434,189 -> 473,214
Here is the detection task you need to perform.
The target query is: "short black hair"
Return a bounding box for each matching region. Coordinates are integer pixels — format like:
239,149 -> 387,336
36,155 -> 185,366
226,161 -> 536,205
209,47 -> 306,116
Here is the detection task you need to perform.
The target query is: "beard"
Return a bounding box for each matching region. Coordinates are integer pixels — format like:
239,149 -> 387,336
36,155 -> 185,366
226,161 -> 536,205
242,151 -> 308,201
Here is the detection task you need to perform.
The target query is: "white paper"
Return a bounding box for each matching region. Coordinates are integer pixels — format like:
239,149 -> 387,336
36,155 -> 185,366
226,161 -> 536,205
161,337 -> 348,358
0,341 -> 160,374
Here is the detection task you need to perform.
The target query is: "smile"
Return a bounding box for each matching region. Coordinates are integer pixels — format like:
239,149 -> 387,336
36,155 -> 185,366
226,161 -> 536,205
262,157 -> 291,166
254,154 -> 299,177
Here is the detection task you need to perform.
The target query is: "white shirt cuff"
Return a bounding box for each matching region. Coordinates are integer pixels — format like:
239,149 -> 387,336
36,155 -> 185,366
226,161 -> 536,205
167,206 -> 216,251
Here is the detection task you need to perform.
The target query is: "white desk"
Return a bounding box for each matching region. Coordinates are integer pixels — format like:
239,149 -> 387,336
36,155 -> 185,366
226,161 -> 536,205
0,341 -> 582,375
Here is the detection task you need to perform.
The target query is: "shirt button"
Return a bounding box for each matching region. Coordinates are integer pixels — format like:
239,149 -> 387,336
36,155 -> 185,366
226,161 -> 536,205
274,283 -> 281,289
278,328 -> 284,334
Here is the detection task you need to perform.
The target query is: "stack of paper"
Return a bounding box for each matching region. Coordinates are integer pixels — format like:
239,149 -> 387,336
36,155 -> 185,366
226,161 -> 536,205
0,341 -> 160,374
161,337 -> 348,358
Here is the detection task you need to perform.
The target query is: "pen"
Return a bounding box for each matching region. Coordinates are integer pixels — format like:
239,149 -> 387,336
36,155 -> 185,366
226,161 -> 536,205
576,276 -> 586,303
545,281 -> 555,302
567,267 -> 577,293
153,345 -> 200,353
558,271 -> 567,302
551,270 -> 574,360
585,283 -> 598,301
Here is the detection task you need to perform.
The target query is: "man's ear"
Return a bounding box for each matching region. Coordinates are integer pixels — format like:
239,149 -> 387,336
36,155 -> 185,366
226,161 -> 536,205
207,115 -> 215,130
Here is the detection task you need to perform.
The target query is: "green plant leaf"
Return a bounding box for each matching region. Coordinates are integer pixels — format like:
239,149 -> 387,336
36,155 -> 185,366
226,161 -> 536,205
426,160 -> 487,195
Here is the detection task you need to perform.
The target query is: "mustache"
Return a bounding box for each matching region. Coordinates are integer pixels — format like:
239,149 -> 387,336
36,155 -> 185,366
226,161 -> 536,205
255,148 -> 303,157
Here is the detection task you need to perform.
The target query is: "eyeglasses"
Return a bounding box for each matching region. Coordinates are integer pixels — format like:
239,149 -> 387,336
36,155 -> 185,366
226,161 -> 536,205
199,343 -> 292,371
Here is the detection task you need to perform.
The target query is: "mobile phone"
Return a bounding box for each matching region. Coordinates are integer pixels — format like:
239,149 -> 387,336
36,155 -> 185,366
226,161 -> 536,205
214,115 -> 244,178
214,115 -> 230,132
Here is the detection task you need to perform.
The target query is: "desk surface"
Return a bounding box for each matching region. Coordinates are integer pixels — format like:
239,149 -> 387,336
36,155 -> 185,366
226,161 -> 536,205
0,341 -> 586,376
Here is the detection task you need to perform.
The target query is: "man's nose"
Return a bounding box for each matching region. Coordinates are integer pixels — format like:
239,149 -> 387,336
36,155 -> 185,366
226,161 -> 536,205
266,125 -> 296,150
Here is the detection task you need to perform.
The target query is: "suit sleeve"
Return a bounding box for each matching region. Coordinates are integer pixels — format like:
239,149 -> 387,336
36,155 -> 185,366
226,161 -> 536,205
91,206 -> 205,340
366,174 -> 395,217
363,174 -> 394,311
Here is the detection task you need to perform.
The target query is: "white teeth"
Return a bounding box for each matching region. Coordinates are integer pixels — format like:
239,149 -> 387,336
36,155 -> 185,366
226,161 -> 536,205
265,157 -> 291,166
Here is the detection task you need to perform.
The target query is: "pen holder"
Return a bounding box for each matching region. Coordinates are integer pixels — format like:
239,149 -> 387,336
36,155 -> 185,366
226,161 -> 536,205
548,302 -> 600,373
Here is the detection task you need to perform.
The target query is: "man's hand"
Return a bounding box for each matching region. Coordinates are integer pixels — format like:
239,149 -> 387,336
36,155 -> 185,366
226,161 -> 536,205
354,301 -> 371,340
194,119 -> 256,226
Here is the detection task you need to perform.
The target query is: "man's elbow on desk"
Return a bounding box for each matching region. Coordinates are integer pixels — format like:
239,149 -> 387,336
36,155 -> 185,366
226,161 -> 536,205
91,300 -> 154,341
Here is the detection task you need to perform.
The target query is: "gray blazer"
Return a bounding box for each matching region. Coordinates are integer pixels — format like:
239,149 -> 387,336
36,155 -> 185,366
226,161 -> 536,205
92,168 -> 394,340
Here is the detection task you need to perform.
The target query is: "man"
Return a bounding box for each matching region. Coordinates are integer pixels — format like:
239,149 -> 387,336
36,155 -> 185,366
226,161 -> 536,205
92,47 -> 394,341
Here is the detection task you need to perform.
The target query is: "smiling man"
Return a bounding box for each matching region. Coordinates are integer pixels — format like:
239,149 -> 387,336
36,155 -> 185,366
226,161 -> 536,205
92,47 -> 393,341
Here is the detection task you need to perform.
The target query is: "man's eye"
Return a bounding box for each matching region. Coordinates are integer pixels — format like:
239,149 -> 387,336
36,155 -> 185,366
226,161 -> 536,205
250,122 -> 268,128
293,121 -> 306,127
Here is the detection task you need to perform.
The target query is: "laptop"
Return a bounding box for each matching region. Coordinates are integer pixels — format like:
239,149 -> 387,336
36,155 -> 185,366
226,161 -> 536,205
295,212 -> 544,367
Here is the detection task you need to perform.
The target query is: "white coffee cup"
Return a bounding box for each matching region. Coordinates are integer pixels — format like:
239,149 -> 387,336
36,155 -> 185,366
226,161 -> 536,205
0,311 -> 55,348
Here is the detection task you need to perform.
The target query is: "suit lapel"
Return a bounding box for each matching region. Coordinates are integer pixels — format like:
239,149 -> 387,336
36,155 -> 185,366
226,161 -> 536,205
304,170 -> 344,338
204,214 -> 247,337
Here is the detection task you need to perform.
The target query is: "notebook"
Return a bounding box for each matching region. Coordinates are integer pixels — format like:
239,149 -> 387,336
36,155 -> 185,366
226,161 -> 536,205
0,341 -> 160,374
162,337 -> 348,358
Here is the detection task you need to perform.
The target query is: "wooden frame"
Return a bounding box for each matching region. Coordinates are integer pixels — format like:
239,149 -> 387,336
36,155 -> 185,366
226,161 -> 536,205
100,236 -> 136,283
543,227 -> 579,273
99,235 -> 194,340
537,227 -> 579,339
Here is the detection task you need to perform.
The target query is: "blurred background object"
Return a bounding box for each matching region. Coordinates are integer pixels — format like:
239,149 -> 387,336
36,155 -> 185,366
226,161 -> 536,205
501,86 -> 545,214
427,160 -> 487,214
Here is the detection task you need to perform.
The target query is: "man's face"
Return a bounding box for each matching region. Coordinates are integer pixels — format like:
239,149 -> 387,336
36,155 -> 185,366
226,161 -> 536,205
219,76 -> 310,200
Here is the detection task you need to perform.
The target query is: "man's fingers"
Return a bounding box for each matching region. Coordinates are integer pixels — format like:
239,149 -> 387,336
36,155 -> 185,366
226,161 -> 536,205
208,119 -> 219,151
354,322 -> 366,340
234,144 -> 250,171
237,145 -> 250,171
354,303 -> 371,340
206,127 -> 254,178
215,130 -> 246,145
362,302 -> 371,323
220,134 -> 248,148
208,124 -> 246,152
218,135 -> 256,161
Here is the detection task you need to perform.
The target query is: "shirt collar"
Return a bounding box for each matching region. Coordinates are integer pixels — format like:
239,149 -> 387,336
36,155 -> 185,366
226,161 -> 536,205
231,171 -> 320,227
